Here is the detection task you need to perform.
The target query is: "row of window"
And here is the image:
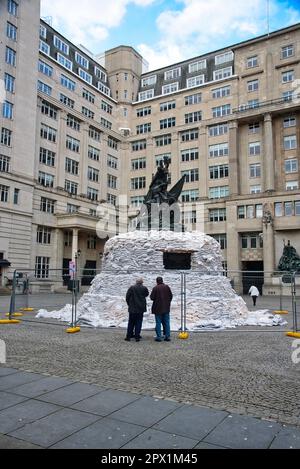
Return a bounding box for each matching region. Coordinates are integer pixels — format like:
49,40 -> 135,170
138,77 -> 234,101
40,124 -> 119,150
130,132 -> 298,154
140,44 -> 294,91
141,52 -> 234,88
38,172 -> 117,194
38,79 -> 113,125
139,66 -> 296,102
0,184 -> 20,204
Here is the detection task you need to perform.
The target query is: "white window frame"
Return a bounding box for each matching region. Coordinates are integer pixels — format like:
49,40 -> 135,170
53,35 -> 69,55
215,51 -> 234,65
213,67 -> 232,81
162,82 -> 179,95
188,60 -> 206,73
75,51 -> 89,69
186,75 -> 204,88
57,53 -> 73,71
141,75 -> 157,87
164,68 -> 181,80
138,89 -> 154,101
79,68 -> 92,84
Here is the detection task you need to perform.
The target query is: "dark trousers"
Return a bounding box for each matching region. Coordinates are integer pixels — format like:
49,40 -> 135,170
126,313 -> 144,339
252,296 -> 257,306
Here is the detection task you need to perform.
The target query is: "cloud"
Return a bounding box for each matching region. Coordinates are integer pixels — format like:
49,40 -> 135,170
41,0 -> 156,48
137,0 -> 300,70
41,0 -> 300,71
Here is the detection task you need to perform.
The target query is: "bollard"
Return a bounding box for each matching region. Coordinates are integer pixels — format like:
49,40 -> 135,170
0,271 -> 20,325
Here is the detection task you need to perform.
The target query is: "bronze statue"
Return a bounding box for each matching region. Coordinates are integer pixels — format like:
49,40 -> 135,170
136,156 -> 186,231
278,240 -> 300,272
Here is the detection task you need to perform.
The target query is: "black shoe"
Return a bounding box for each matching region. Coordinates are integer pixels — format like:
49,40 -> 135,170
124,337 -> 131,341
136,338 -> 140,342
164,337 -> 171,342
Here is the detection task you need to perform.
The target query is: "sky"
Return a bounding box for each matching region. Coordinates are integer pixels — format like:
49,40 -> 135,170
41,0 -> 300,71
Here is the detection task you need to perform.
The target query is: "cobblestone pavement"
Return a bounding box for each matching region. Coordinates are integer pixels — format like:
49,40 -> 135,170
0,297 -> 299,428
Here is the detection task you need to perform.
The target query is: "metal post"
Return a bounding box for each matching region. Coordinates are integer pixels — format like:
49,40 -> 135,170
183,273 -> 187,332
74,253 -> 78,326
291,272 -> 297,333
9,270 -> 17,320
180,272 -> 184,332
279,276 -> 282,312
294,273 -> 298,333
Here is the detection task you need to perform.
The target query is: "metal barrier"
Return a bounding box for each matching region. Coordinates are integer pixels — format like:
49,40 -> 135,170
2,267 -> 295,332
287,272 -> 300,338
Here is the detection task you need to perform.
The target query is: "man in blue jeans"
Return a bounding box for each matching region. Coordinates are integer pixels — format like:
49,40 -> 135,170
125,278 -> 149,342
150,277 -> 173,342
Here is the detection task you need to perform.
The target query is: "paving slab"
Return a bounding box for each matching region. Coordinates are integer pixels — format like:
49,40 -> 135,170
153,404 -> 228,440
9,408 -> 100,448
0,433 -> 42,449
110,396 -> 182,427
51,416 -> 146,449
203,414 -> 282,449
71,389 -> 141,416
0,368 -> 19,377
36,382 -> 103,406
270,426 -> 300,449
0,399 -> 60,434
123,428 -> 198,449
0,391 -> 28,411
195,442 -> 227,449
0,371 -> 45,391
9,376 -> 74,398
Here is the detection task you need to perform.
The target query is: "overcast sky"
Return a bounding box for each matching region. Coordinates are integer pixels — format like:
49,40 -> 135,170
41,0 -> 300,71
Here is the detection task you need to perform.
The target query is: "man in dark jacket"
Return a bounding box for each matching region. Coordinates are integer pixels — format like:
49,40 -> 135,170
125,278 -> 149,342
150,277 -> 173,342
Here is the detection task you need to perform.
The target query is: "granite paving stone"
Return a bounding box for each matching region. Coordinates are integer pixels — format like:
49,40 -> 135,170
0,391 -> 28,411
51,417 -> 146,449
9,408 -> 100,448
270,426 -> 300,449
0,371 -> 45,391
153,404 -> 228,440
122,428 -> 198,449
9,376 -> 74,398
110,396 -> 182,427
203,414 -> 282,449
0,368 -> 19,377
36,382 -> 104,406
0,433 -> 42,449
71,389 -> 141,416
0,399 -> 60,434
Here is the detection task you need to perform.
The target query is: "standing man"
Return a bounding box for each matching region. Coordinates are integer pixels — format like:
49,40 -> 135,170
125,278 -> 149,342
248,285 -> 260,306
150,277 -> 173,342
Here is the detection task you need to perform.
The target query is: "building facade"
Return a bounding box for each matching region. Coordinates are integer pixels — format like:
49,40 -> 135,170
0,0 -> 299,292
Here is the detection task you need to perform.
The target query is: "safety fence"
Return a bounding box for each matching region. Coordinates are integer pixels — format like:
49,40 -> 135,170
1,268 -> 297,333
290,273 -> 300,335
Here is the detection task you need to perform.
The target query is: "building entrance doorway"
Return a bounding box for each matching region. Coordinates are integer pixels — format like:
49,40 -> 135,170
242,261 -> 264,294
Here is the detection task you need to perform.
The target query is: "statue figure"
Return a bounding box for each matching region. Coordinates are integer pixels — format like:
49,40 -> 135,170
278,240 -> 300,272
136,156 -> 186,231
144,156 -> 185,207
262,203 -> 273,226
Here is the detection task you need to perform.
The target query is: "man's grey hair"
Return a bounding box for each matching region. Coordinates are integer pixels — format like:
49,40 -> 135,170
136,278 -> 144,285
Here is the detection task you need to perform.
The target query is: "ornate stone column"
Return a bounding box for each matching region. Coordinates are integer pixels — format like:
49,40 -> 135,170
264,113 -> 275,192
72,228 -> 79,261
262,203 -> 275,285
228,120 -> 239,196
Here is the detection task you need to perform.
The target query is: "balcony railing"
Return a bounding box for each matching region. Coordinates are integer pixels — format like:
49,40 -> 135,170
233,94 -> 300,114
